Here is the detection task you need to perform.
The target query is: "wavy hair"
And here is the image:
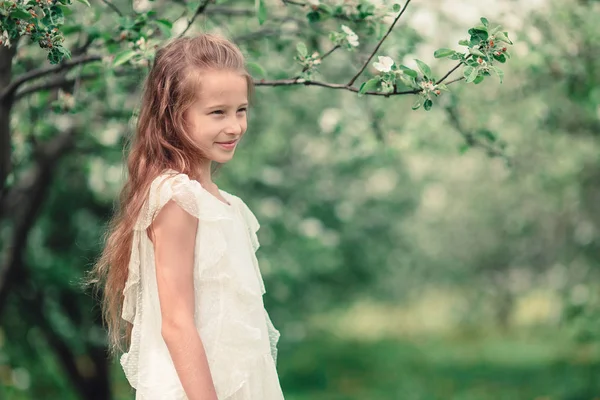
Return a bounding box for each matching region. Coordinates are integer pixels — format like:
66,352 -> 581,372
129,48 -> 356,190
86,33 -> 255,358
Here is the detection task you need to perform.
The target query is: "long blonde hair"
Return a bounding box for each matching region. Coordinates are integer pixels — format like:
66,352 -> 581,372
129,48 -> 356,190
87,33 -> 255,358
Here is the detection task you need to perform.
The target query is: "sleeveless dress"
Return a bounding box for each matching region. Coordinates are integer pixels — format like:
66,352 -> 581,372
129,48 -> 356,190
119,169 -> 285,399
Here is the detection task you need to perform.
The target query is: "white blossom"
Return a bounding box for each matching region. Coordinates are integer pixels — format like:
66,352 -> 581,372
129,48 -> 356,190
306,0 -> 320,5
420,80 -> 436,91
373,56 -> 394,72
135,37 -> 146,50
341,25 -> 360,47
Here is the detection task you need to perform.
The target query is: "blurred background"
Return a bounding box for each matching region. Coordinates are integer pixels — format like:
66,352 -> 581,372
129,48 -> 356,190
1,0 -> 599,399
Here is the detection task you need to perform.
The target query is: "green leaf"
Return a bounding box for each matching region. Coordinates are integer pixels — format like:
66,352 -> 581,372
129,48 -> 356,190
458,39 -> 469,46
57,4 -> 73,15
113,50 -> 137,67
306,10 -> 320,23
473,75 -> 484,84
296,42 -> 307,58
10,9 -> 33,20
474,24 -> 488,32
466,67 -> 479,83
392,3 -> 401,12
359,78 -> 379,95
155,19 -> 172,29
255,0 -> 267,25
469,28 -> 488,42
415,59 -> 432,79
468,47 -> 486,58
246,61 -> 266,78
478,129 -> 496,142
76,0 -> 90,6
436,83 -> 449,92
495,31 -> 513,45
463,66 -> 474,79
400,65 -> 417,78
412,99 -> 422,110
459,143 -> 470,154
319,3 -> 333,14
480,17 -> 489,26
493,53 -> 507,63
434,48 -> 456,58
423,99 -> 433,111
490,66 -> 504,83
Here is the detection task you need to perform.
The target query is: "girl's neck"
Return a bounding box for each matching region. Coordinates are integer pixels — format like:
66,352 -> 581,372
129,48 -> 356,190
195,162 -> 215,189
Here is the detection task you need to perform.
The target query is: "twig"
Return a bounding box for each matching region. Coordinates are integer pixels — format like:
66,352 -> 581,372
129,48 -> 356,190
282,0 -> 306,6
101,0 -> 123,16
436,62 -> 462,85
320,45 -> 340,62
179,0 -> 212,38
436,55 -> 472,85
444,103 -> 510,163
347,0 -> 413,86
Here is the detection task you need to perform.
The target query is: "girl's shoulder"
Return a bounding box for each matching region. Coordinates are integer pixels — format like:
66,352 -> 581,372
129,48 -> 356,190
135,169 -> 232,230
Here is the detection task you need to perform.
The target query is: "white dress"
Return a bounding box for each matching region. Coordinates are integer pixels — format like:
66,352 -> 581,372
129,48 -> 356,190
120,169 -> 285,399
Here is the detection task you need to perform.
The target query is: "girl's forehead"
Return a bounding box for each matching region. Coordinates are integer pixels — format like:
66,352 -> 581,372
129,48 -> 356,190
194,70 -> 247,104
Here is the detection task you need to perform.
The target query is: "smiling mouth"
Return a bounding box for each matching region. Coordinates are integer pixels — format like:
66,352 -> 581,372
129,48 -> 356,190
216,139 -> 238,144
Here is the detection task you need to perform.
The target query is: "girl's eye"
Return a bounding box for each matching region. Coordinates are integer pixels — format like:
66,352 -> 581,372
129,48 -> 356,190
211,110 -> 224,115
238,108 -> 247,113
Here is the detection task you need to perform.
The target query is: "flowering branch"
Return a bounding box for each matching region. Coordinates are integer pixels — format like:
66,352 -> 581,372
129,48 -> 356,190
347,0 -> 412,86
253,72 -> 465,96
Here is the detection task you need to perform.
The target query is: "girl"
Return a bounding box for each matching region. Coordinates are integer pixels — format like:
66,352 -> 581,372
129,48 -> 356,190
88,34 -> 285,399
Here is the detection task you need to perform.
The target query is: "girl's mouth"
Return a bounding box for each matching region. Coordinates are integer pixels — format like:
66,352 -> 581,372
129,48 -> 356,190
216,139 -> 237,150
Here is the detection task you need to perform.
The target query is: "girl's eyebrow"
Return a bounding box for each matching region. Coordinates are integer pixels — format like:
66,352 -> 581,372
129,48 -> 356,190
206,103 -> 248,109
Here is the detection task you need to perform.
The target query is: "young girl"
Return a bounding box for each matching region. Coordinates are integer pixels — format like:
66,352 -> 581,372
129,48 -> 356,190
89,34 -> 285,400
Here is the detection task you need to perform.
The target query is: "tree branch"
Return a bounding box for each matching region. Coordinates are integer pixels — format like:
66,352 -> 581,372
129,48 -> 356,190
0,44 -> 17,205
347,0 -> 413,86
178,0 -> 212,38
14,73 -> 96,101
320,44 -> 340,62
101,0 -> 122,16
0,127 -> 77,316
0,54 -> 102,103
436,61 -> 463,85
444,102 -> 510,163
254,72 -> 463,96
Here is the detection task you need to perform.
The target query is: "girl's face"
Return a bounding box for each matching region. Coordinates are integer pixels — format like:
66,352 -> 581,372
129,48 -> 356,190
184,69 -> 249,164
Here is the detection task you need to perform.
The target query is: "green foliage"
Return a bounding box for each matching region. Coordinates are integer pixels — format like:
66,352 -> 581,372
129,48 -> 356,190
0,0 -> 79,63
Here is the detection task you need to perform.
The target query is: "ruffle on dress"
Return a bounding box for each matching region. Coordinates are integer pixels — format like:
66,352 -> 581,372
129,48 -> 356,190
234,198 -> 281,366
120,170 -> 282,400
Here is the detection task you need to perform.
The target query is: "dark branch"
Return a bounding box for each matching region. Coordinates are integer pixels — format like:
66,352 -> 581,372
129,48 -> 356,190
282,0 -> 306,6
0,54 -> 102,102
254,72 -> 463,96
0,127 -> 77,315
320,45 -> 340,62
444,102 -> 510,163
101,0 -> 123,16
436,62 -> 463,85
14,73 -> 97,101
347,0 -> 413,86
179,0 -> 212,38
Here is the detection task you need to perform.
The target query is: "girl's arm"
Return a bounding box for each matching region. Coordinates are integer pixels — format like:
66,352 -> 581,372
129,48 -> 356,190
149,199 -> 218,400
